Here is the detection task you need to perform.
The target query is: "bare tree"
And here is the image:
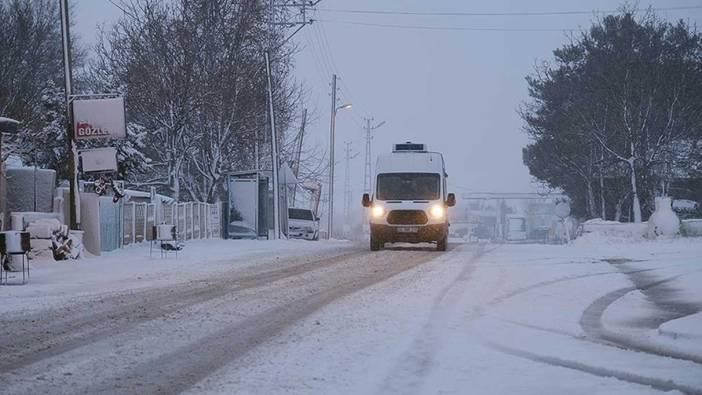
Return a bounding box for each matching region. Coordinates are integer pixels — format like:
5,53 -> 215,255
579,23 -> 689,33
93,0 -> 304,202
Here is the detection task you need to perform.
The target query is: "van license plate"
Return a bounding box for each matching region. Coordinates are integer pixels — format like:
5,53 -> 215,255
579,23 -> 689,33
397,227 -> 419,233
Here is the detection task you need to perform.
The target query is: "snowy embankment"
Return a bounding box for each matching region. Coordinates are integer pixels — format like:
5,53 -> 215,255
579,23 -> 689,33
0,238 -> 351,314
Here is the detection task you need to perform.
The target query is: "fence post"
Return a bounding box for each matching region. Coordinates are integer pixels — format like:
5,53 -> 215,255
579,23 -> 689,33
131,203 -> 136,244
190,202 -> 194,240
175,203 -> 178,239
143,203 -> 148,242
206,204 -> 210,239
200,203 -> 205,239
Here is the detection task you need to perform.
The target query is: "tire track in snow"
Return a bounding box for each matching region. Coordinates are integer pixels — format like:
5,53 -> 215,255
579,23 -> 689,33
486,267 -> 663,308
81,249 -> 443,394
379,243 -> 494,395
482,258 -> 702,394
0,248 -> 369,374
580,269 -> 702,365
488,342 -> 702,395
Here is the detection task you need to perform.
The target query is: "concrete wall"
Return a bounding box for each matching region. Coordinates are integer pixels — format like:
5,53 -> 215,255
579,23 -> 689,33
79,192 -> 101,256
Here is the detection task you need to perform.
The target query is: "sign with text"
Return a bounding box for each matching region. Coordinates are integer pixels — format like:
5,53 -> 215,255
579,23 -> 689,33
73,97 -> 126,140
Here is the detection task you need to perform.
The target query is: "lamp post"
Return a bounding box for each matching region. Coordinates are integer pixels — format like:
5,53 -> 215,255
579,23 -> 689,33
327,74 -> 352,239
0,117 -> 21,231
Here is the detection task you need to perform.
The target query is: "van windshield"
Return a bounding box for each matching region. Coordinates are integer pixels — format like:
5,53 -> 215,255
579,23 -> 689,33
376,173 -> 440,201
289,208 -> 314,220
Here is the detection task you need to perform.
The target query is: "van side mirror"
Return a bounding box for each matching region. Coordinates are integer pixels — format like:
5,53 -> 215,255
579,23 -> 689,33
362,193 -> 371,207
446,193 -> 456,207
315,217 -> 320,222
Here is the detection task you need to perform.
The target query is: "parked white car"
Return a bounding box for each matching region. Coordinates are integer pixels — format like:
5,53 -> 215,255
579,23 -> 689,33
288,208 -> 319,240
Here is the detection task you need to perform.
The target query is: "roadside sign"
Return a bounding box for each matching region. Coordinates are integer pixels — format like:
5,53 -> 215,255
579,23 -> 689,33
73,97 -> 126,140
555,202 -> 571,219
79,147 -> 118,173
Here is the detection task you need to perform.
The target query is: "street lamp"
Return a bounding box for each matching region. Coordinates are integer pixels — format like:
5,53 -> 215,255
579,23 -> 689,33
0,117 -> 21,231
327,98 -> 352,240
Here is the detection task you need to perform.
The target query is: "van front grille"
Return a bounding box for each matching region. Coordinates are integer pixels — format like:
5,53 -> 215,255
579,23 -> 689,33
387,210 -> 428,225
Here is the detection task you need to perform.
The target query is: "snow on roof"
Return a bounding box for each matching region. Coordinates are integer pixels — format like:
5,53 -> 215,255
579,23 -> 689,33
123,189 -> 175,203
376,151 -> 445,174
673,199 -> 699,211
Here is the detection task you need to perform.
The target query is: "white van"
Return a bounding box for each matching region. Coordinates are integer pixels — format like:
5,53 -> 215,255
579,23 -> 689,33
362,142 -> 456,251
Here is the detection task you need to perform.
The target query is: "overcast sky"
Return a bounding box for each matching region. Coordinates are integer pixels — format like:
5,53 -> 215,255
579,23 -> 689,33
73,0 -> 702,200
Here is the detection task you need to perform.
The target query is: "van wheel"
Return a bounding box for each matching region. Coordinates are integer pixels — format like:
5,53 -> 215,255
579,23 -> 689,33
436,235 -> 447,251
370,234 -> 383,251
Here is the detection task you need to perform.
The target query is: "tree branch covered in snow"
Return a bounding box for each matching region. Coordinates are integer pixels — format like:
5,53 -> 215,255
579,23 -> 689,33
90,0 -> 305,202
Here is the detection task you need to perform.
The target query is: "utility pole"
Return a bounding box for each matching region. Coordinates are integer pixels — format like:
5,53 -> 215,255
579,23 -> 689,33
363,117 -> 386,194
326,76 -> 352,240
291,108 -> 307,206
264,51 -> 281,239
343,141 -> 359,228
265,1 -> 317,239
60,0 -> 79,230
327,74 -> 337,239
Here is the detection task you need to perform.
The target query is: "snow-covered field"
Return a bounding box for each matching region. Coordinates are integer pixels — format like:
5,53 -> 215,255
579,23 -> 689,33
1,237 -> 700,394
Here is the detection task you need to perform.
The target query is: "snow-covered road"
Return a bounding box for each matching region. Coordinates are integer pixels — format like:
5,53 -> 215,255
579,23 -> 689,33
0,239 -> 700,394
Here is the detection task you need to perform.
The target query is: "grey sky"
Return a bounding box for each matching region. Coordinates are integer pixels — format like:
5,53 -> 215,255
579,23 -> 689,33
73,0 -> 702,198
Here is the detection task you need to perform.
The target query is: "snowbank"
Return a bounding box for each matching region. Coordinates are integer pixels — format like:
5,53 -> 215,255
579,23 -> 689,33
659,312 -> 702,340
579,219 -> 648,242
682,219 -> 702,237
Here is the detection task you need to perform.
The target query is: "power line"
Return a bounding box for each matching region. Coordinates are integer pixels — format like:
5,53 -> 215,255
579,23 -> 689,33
310,15 -> 369,127
313,19 -> 341,76
317,20 -> 581,32
316,5 -> 702,17
303,28 -> 335,89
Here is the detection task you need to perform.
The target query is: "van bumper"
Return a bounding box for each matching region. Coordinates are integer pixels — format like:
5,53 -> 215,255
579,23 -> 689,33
370,223 -> 447,243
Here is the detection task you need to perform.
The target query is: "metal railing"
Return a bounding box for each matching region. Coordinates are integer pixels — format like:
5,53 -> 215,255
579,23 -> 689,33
121,201 -> 221,245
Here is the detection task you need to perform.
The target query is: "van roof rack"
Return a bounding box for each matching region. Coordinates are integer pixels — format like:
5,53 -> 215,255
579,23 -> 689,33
393,142 -> 426,152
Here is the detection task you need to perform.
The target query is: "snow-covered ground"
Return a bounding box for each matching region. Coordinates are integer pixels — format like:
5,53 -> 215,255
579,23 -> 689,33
0,238 -> 353,314
1,237 -> 700,394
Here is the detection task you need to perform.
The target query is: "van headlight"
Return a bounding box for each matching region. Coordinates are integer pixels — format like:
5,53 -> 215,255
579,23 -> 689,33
430,204 -> 445,219
371,205 -> 385,218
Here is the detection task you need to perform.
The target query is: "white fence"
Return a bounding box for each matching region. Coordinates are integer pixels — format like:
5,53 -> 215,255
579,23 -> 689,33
122,202 -> 222,245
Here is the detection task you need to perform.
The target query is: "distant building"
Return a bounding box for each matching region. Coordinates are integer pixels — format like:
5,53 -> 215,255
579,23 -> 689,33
451,192 -> 569,242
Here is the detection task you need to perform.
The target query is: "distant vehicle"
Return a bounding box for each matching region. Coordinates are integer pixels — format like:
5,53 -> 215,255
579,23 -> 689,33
362,142 -> 456,251
288,208 -> 319,240
228,221 -> 257,239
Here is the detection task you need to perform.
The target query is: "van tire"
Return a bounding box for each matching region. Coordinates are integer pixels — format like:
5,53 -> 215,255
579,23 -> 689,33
436,235 -> 447,251
370,234 -> 383,251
